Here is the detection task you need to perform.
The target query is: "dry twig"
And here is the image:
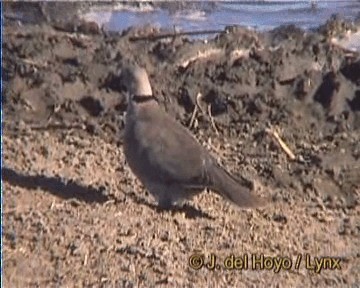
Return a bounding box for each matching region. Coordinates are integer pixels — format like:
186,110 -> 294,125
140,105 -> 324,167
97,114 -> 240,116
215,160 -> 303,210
265,127 -> 296,160
189,92 -> 220,135
129,29 -> 223,41
189,92 -> 204,129
188,104 -> 198,129
207,104 -> 219,136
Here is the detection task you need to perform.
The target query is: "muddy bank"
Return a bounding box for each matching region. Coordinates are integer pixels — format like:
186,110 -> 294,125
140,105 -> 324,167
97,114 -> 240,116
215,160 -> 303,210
3,3 -> 360,287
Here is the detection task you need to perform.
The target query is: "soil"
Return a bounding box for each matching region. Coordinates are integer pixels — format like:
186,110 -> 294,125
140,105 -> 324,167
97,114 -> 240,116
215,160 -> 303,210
3,2 -> 360,287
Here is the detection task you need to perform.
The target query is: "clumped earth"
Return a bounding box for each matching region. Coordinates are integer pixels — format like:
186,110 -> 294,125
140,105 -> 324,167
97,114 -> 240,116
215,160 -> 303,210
3,2 -> 360,287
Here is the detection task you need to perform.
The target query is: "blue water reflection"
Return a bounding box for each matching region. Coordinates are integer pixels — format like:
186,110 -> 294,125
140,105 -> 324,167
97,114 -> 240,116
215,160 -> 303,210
90,1 -> 360,32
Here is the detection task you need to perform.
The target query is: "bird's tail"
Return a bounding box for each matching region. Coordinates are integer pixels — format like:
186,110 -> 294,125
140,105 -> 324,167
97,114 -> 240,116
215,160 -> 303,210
209,165 -> 266,208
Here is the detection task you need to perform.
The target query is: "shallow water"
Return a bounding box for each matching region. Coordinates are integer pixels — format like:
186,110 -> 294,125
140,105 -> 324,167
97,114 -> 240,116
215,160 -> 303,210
84,0 -> 360,32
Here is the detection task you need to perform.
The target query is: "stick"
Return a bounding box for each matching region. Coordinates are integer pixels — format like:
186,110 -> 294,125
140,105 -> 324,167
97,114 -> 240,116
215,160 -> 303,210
265,128 -> 296,160
195,92 -> 205,113
188,104 -> 198,129
207,104 -> 219,136
189,92 -> 203,129
129,29 -> 223,41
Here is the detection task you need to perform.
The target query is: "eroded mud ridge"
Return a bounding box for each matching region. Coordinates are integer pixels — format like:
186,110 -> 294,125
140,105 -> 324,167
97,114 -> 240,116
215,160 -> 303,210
3,3 -> 360,287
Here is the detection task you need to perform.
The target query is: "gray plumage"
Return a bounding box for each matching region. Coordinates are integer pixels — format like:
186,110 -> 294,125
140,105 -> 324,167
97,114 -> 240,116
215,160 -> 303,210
121,64 -> 265,209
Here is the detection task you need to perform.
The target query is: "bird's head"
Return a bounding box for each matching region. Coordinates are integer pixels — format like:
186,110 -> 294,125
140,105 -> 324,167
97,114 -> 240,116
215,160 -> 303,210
119,64 -> 153,100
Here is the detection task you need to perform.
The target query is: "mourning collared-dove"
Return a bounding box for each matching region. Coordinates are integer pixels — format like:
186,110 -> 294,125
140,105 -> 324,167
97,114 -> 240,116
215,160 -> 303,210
121,64 -> 265,209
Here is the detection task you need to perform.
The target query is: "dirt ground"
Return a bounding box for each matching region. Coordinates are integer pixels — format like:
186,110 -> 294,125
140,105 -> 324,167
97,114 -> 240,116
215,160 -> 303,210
2,2 -> 360,287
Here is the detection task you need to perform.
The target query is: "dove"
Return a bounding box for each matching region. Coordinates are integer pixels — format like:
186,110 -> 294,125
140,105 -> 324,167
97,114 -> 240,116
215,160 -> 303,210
121,63 -> 265,209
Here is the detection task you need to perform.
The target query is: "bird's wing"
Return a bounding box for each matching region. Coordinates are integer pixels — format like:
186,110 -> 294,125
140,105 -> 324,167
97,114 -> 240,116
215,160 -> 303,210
135,110 -> 214,188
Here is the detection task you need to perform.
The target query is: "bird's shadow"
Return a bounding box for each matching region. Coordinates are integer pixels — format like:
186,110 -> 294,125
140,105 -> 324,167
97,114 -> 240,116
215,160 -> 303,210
2,167 -> 109,204
125,191 -> 215,220
3,167 -> 215,219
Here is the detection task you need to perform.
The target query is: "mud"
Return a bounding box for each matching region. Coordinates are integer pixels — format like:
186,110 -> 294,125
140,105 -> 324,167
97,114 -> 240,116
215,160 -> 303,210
3,2 -> 360,287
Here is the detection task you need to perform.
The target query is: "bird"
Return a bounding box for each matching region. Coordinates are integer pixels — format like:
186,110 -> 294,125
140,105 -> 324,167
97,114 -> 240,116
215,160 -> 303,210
120,63 -> 265,210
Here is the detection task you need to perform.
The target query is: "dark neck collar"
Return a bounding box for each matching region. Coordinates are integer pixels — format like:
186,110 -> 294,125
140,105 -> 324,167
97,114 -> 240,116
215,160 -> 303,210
132,94 -> 158,103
